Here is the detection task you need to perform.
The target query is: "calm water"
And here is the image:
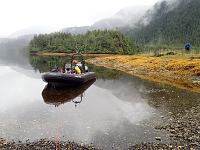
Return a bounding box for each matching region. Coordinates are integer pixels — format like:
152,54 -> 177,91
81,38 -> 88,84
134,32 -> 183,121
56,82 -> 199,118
0,55 -> 200,149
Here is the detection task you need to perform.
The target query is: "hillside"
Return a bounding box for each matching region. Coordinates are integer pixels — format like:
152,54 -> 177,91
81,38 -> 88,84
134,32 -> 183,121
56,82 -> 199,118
124,0 -> 200,49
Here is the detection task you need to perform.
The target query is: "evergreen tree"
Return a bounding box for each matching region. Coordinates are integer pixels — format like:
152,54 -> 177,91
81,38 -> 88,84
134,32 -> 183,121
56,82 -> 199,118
29,30 -> 136,54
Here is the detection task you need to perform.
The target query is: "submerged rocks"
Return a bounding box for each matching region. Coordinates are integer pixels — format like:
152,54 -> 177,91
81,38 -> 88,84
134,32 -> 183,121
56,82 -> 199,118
129,143 -> 187,150
130,107 -> 200,149
0,138 -> 7,147
0,139 -> 99,150
155,137 -> 161,141
154,105 -> 200,149
128,105 -> 200,149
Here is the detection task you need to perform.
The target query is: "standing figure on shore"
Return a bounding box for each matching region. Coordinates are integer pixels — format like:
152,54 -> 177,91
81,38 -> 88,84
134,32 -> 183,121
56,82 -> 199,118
185,42 -> 191,51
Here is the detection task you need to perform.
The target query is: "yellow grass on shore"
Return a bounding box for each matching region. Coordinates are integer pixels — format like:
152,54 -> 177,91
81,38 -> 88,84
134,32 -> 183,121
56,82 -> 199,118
86,55 -> 200,93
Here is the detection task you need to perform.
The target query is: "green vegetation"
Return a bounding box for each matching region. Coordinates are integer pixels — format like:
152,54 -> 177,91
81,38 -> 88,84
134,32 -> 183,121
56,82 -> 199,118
123,0 -> 200,52
29,30 -> 135,54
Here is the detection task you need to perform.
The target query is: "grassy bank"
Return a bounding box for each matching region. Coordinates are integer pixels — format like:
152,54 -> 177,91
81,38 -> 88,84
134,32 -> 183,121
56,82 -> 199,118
86,54 -> 200,93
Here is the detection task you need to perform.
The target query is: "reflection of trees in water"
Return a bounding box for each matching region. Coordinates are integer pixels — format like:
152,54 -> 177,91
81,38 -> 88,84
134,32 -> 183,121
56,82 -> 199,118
29,56 -> 124,80
87,63 -> 124,80
100,74 -> 200,115
96,73 -> 200,115
30,56 -> 71,73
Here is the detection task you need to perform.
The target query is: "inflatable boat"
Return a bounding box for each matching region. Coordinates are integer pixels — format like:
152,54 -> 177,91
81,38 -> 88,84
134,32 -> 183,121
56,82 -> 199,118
41,53 -> 96,87
42,72 -> 96,86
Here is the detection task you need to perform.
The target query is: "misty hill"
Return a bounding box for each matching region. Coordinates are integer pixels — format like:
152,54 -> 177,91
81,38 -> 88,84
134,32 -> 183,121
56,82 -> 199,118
9,26 -> 57,38
92,5 -> 149,29
61,26 -> 91,35
0,34 -> 35,45
62,5 -> 149,34
124,0 -> 200,48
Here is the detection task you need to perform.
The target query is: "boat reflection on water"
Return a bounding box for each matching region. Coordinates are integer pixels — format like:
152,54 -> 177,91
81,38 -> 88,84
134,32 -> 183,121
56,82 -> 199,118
42,79 -> 96,107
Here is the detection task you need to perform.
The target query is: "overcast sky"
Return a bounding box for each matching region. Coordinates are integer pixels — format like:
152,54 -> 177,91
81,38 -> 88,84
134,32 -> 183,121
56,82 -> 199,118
0,0 -> 160,37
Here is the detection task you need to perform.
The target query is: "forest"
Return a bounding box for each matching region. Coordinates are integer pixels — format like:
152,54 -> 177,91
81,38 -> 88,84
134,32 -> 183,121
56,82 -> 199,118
123,0 -> 200,50
29,30 -> 136,54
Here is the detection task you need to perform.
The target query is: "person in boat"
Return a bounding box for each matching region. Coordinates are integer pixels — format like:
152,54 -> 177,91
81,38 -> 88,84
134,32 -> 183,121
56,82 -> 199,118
58,67 -> 64,73
72,60 -> 81,74
65,67 -> 71,74
65,64 -> 72,74
75,64 -> 81,74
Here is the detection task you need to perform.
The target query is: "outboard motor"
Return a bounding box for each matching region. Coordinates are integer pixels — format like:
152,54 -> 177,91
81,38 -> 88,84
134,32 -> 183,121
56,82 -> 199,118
85,66 -> 89,72
51,67 -> 59,72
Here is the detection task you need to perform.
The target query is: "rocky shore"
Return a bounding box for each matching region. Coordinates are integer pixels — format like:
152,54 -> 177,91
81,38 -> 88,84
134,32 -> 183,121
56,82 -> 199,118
129,105 -> 200,149
0,139 -> 99,150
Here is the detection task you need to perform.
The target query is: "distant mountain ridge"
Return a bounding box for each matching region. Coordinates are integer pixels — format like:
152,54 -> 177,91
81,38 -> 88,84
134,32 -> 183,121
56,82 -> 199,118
8,26 -> 57,38
4,5 -> 151,39
62,5 -> 149,34
92,5 -> 149,29
61,26 -> 91,35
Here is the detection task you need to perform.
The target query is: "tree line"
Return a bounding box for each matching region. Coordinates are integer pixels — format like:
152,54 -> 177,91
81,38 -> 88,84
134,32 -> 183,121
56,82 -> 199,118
29,30 -> 136,54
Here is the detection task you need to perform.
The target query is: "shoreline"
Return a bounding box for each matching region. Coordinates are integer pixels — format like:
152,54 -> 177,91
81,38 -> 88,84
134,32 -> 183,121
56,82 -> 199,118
86,54 -> 200,93
30,51 -> 113,57
0,139 -> 98,150
31,52 -> 200,93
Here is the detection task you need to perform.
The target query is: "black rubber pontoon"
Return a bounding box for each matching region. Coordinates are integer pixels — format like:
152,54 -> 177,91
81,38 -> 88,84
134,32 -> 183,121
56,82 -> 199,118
42,72 -> 96,87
